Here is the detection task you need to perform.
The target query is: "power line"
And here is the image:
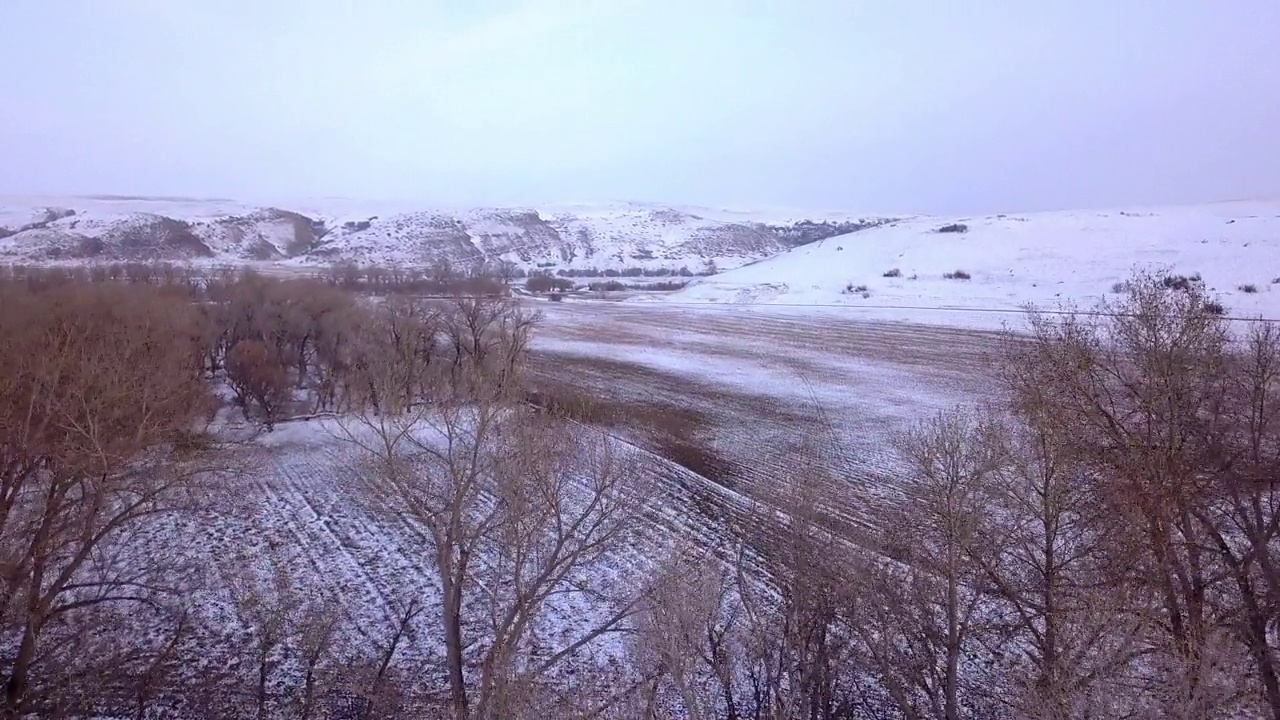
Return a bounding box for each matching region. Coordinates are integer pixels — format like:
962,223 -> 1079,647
547,297 -> 1280,324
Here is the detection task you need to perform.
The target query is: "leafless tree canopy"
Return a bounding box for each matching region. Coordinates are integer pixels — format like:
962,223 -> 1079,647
0,279 -> 214,715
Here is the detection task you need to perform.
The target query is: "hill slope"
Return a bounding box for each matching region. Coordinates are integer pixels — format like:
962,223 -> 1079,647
663,201 -> 1280,321
0,196 -> 885,273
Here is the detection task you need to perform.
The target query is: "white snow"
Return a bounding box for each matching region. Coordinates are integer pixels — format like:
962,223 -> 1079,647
0,195 -> 882,273
655,200 -> 1280,328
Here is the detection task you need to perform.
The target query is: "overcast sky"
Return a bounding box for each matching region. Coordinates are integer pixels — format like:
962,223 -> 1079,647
2,1 -> 1278,214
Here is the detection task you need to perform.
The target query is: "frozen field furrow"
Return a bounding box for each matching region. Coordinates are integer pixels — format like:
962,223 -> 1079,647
529,302 -> 999,541
148,414 -> 745,681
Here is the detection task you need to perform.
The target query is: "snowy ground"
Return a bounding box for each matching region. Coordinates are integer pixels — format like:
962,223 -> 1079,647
140,410 -> 678,711
657,199 -> 1280,328
527,301 -> 1001,539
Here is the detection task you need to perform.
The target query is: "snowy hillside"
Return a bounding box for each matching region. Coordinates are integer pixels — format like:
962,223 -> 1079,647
0,196 -> 885,273
662,201 -> 1280,321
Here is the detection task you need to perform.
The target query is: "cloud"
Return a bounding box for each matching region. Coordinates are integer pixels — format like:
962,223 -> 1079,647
1,0 -> 1278,211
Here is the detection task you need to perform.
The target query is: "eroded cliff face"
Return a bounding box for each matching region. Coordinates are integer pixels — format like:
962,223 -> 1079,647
0,197 -> 888,272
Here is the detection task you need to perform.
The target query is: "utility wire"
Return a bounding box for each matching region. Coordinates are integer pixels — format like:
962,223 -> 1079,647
546,297 -> 1280,324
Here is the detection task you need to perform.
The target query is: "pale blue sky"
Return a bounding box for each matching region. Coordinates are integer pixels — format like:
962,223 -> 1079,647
2,1 -> 1278,214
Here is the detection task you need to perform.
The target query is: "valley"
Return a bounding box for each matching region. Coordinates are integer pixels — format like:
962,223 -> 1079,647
3,200 -> 1280,717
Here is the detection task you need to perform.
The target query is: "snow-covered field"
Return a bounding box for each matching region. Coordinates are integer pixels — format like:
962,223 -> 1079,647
149,410 -> 679,708
527,302 -> 1000,536
658,199 -> 1280,328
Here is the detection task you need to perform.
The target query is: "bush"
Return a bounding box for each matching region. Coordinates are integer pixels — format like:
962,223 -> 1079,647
1204,300 -> 1226,315
943,270 -> 971,280
633,281 -> 687,291
1160,272 -> 1202,291
1111,281 -> 1131,293
844,283 -> 869,294
525,275 -> 574,293
883,268 -> 902,278
935,223 -> 969,234
1239,283 -> 1259,294
588,280 -> 627,292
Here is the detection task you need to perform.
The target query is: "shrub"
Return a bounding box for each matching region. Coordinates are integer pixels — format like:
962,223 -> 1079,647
1111,281 -> 1131,293
1239,283 -> 1259,294
1204,300 -> 1226,315
844,283 -> 869,294
1161,272 -> 1202,291
526,275 -> 574,293
638,281 -> 688,291
943,270 -> 971,280
883,268 -> 902,278
588,280 -> 627,292
935,223 -> 969,234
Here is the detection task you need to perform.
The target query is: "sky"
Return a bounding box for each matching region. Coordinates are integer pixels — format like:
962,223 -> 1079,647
2,0 -> 1278,215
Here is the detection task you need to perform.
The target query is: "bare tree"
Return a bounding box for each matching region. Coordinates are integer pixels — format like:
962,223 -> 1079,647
1005,273 -> 1271,716
130,602 -> 193,720
440,296 -> 538,395
342,399 -> 642,719
632,555 -> 734,720
227,554 -> 301,720
734,479 -> 860,720
353,595 -> 424,720
851,407 -> 1006,720
979,410 -> 1143,718
496,260 -> 520,287
295,598 -> 344,720
226,339 -> 292,429
0,281 -> 214,714
337,296 -> 643,719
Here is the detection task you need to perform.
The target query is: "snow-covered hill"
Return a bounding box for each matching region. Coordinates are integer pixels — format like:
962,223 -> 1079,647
0,196 -> 885,273
660,200 -> 1280,321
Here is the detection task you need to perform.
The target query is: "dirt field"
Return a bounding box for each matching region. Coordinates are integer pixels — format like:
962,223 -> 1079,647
527,301 -> 1007,540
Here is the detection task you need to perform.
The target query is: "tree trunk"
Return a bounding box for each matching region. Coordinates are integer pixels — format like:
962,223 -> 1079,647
4,620 -> 37,710
946,549 -> 961,720
443,577 -> 468,720
1233,561 -> 1280,719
